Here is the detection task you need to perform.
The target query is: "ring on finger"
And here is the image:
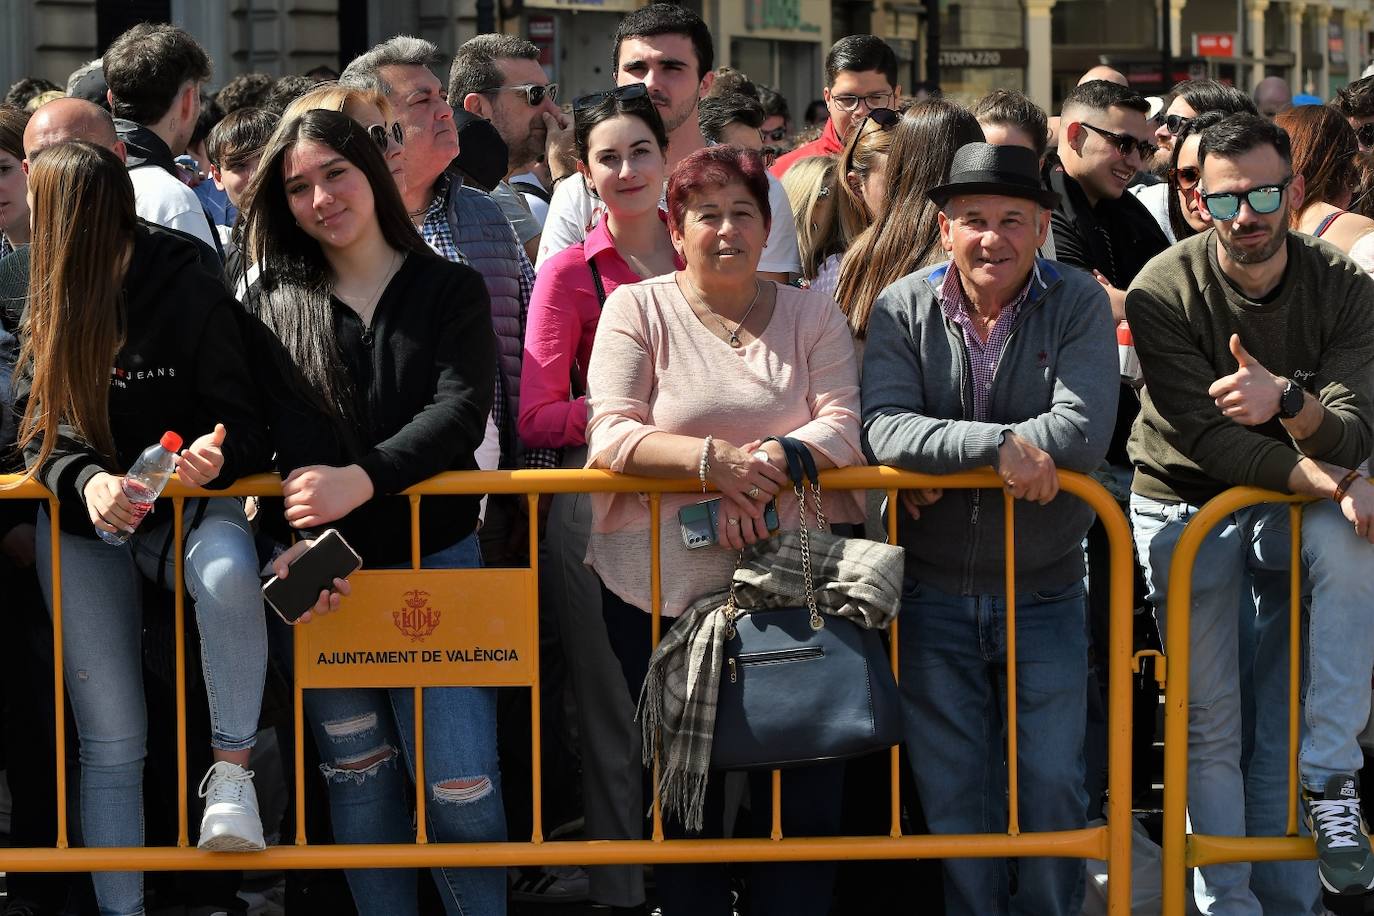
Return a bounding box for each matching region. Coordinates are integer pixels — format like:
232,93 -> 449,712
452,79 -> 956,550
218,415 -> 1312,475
728,517 -> 741,526
747,485 -> 761,500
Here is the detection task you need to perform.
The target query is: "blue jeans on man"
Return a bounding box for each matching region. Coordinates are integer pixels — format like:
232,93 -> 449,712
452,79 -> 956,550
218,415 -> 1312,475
898,579 -> 1089,916
1132,493 -> 1374,915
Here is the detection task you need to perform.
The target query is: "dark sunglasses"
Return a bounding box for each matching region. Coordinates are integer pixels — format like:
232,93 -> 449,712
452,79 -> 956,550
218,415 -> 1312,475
1199,176 -> 1292,221
573,83 -> 649,111
762,126 -> 789,142
1164,113 -> 1193,136
1170,165 -> 1200,190
1082,123 -> 1158,161
1357,123 -> 1374,149
481,83 -> 558,107
863,107 -> 900,130
368,121 -> 405,151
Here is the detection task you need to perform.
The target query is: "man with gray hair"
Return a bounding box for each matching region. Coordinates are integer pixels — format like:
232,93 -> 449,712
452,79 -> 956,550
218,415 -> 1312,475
448,33 -> 568,256
862,142 -> 1117,916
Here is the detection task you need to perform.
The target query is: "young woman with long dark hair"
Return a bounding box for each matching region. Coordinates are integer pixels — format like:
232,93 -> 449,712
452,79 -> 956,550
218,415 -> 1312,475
16,140 -> 275,916
241,108 -> 505,916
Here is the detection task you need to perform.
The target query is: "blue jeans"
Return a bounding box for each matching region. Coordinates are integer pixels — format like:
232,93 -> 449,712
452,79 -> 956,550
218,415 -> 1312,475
303,532 -> 507,916
35,498 -> 267,916
1131,493 -> 1374,915
897,579 -> 1088,916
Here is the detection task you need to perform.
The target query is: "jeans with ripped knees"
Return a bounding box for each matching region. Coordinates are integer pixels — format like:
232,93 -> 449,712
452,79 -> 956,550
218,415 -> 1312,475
898,578 -> 1089,916
35,498 -> 268,916
302,532 -> 507,916
1131,493 -> 1374,916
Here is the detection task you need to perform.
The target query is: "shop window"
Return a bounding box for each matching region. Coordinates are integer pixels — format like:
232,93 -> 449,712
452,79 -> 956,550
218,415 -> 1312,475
1052,0 -> 1156,47
941,66 -> 1026,104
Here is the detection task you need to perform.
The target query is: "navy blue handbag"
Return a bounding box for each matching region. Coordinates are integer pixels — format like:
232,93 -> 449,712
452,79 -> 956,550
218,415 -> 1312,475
710,438 -> 904,771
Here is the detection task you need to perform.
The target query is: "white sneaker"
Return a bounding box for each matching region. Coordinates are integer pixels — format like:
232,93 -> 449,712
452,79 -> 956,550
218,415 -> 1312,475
197,761 -> 266,851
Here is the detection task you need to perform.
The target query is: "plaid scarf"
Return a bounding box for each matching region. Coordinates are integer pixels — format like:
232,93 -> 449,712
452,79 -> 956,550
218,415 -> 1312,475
638,529 -> 905,830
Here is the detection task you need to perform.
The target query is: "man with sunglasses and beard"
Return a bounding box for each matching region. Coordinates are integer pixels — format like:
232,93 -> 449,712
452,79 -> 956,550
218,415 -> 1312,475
1128,112 -> 1374,914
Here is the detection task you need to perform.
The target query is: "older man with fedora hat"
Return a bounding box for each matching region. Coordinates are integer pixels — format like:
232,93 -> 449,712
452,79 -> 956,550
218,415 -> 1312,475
861,141 -> 1118,916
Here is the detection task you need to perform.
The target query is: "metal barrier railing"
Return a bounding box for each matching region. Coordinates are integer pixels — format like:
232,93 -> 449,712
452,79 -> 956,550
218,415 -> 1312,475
0,466 -> 1136,913
1160,487 -> 1314,915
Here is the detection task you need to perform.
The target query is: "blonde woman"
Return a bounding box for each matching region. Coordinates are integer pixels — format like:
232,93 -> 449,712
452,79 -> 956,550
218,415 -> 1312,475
282,82 -> 406,190
814,107 -> 899,299
781,155 -> 843,295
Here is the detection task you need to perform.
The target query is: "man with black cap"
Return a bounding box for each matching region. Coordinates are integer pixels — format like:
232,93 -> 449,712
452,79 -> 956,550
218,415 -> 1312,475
862,141 -> 1117,916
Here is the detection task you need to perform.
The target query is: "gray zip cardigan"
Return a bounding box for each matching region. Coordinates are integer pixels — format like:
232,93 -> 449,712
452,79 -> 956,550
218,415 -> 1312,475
861,258 -> 1118,596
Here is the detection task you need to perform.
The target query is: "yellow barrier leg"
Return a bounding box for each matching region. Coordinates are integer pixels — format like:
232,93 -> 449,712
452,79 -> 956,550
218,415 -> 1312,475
174,497 -> 189,847
528,492 -> 544,844
1100,494 -> 1136,914
1004,490 -> 1019,838
887,488 -> 902,840
49,498 -> 69,849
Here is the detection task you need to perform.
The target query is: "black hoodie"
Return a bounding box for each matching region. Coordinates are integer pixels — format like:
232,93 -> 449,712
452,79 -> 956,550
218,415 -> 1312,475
8,222 -> 272,537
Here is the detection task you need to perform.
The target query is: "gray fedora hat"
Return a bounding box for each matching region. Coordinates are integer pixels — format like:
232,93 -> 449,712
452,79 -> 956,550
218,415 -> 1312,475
928,142 -> 1060,210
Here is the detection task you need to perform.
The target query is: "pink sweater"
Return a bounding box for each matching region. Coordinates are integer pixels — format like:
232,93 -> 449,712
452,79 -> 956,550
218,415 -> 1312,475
518,214 -> 682,448
584,275 -> 864,616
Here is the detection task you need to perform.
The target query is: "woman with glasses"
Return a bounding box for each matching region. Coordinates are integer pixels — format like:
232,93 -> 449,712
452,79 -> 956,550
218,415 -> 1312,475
812,105 -> 901,298
1132,81 -> 1256,241
242,108 -> 506,916
1277,104 -> 1374,275
282,82 -> 407,191
837,100 -> 984,342
1162,110 -> 1234,241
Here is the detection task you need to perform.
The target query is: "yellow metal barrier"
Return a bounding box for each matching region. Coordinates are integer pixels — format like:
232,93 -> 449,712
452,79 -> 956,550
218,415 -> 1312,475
1160,487 -> 1314,915
0,466 -> 1136,914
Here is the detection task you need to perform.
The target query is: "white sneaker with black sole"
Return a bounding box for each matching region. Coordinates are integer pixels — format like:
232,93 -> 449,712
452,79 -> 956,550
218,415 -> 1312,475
197,760 -> 266,851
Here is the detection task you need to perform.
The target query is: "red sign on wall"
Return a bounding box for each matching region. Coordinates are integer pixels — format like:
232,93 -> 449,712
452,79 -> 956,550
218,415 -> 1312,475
1194,33 -> 1236,57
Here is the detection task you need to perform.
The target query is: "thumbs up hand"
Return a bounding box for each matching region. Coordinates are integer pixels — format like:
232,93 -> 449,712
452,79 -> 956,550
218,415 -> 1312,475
1206,334 -> 1284,426
177,423 -> 227,487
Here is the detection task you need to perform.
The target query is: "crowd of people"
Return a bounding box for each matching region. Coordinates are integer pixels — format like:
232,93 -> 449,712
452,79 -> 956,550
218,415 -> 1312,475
1,5 -> 1374,916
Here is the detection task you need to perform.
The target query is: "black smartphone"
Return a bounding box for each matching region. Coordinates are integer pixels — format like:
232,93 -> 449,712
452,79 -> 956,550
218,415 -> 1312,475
678,497 -> 780,549
262,529 -> 363,624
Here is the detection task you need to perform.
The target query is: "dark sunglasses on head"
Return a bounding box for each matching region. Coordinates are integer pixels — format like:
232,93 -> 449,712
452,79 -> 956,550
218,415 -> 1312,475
368,121 -> 405,151
573,83 -> 649,112
1081,122 -> 1158,161
762,126 -> 789,142
1357,123 -> 1374,148
1164,113 -> 1193,136
481,83 -> 558,107
1199,176 -> 1293,221
1170,165 -> 1200,190
864,107 -> 900,131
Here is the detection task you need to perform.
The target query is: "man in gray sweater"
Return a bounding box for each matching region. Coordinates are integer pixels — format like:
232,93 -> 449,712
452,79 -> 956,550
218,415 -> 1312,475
862,143 -> 1117,916
1127,113 -> 1374,911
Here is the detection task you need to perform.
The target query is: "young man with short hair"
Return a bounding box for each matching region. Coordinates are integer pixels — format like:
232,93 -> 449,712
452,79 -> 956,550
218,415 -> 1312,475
1128,112 -> 1374,913
697,92 -> 766,150
770,34 -> 900,177
205,107 -> 277,293
103,23 -> 219,252
536,3 -> 800,281
449,33 -> 568,257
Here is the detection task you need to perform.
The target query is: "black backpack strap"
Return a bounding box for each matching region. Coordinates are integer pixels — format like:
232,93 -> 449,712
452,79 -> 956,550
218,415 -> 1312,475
510,180 -> 552,205
588,258 -> 609,308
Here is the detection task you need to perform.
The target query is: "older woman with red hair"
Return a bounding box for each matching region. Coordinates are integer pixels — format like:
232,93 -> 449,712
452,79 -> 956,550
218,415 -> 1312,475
583,145 -> 863,916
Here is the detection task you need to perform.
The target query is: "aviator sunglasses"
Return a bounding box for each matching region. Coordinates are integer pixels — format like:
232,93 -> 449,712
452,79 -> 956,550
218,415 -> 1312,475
573,82 -> 649,112
368,121 -> 405,151
1199,176 -> 1293,221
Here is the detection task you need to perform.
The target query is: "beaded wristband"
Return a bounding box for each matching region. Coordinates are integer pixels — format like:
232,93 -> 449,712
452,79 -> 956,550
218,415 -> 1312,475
699,435 -> 713,493
1333,468 -> 1363,503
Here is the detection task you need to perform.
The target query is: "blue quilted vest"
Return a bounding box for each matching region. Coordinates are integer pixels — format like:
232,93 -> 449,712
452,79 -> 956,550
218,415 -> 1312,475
445,181 -> 526,467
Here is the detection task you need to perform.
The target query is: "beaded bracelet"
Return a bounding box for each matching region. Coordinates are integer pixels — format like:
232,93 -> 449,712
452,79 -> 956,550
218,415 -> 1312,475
699,435 -> 713,493
1333,468 -> 1363,503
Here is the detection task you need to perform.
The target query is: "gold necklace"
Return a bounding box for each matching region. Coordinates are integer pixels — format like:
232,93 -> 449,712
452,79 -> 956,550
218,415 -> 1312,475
683,275 -> 762,348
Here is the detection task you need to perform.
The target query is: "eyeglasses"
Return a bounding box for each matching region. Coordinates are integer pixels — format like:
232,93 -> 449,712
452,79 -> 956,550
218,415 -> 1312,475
863,107 -> 900,130
573,83 -> 649,111
481,83 -> 559,107
1081,123 -> 1158,161
761,126 -> 789,142
830,91 -> 894,112
1164,113 -> 1193,136
1199,176 -> 1293,220
1169,165 -> 1200,190
368,121 -> 405,151
1357,123 -> 1374,149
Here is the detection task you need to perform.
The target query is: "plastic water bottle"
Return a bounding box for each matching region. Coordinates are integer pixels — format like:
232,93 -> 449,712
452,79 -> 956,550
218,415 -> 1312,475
98,430 -> 183,546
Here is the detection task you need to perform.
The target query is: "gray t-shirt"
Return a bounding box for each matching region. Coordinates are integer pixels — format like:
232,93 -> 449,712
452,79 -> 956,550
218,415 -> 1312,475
490,180 -> 542,246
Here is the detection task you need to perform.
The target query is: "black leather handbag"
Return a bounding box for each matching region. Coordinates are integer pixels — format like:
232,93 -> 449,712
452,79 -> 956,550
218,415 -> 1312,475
710,438 -> 904,771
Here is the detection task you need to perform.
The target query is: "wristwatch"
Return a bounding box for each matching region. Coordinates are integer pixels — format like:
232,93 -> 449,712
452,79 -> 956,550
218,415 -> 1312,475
1278,379 -> 1304,419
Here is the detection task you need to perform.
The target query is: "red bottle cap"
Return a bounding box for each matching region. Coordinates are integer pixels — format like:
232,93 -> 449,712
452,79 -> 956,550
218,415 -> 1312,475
160,431 -> 183,452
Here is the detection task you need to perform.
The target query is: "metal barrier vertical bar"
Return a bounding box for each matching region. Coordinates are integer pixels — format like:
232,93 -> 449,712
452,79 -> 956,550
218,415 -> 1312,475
173,496 -> 189,847
649,493 -> 664,843
527,491 -> 544,844
49,497 -> 69,848
1100,483 -> 1136,915
887,487 -> 902,839
294,669 -> 306,845
1286,503 -> 1301,838
409,496 -> 427,844
771,771 -> 783,840
1003,489 -> 1019,837
1162,503 -> 1202,916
